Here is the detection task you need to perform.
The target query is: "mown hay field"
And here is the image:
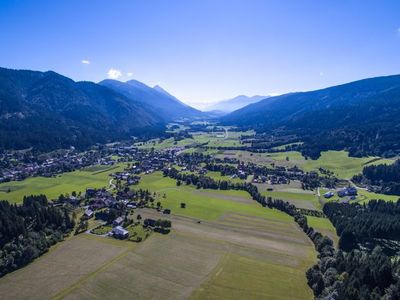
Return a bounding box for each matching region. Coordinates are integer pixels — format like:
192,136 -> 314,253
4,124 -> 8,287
0,163 -> 127,203
0,171 -> 317,299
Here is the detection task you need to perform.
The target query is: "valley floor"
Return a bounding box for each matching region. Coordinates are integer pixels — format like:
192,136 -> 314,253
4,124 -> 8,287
0,185 -> 316,300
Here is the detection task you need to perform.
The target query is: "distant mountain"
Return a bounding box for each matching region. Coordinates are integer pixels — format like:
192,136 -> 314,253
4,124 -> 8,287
99,79 -> 202,121
205,95 -> 268,113
0,67 -> 165,150
222,75 -> 400,158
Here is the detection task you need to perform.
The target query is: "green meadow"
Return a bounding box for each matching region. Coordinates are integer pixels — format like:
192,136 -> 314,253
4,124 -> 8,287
0,164 -> 127,203
264,150 -> 394,179
137,172 -> 291,222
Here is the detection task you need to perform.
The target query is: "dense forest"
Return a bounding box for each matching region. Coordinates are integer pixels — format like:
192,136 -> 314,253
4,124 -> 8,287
323,200 -> 400,254
0,195 -> 74,277
353,160 -> 400,196
307,246 -> 400,299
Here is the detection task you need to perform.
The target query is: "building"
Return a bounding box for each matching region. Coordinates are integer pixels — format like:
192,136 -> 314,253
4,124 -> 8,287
337,187 -> 358,198
112,226 -> 129,239
113,216 -> 124,226
83,209 -> 94,219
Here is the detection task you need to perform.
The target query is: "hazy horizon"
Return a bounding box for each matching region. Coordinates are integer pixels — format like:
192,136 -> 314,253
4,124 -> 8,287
1,0 -> 400,107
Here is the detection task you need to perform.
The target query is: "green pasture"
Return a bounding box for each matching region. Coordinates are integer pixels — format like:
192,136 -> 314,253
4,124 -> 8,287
136,172 -> 291,222
0,163 -> 127,203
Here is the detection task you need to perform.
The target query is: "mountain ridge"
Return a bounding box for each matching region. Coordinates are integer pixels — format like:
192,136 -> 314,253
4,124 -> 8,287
222,74 -> 400,158
0,67 -> 165,150
205,95 -> 268,113
100,79 -> 202,121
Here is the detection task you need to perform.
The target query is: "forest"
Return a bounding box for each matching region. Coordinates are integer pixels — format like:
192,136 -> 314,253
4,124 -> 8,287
323,200 -> 400,253
0,195 -> 74,277
353,160 -> 400,196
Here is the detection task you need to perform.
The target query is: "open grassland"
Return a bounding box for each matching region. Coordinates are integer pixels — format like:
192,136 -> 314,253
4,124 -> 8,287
221,150 -> 394,179
0,235 -> 130,300
0,163 -> 127,203
0,172 -> 316,299
138,130 -> 253,151
306,216 -> 338,245
302,151 -> 395,179
206,170 -> 246,184
137,172 -> 291,221
255,181 -> 321,210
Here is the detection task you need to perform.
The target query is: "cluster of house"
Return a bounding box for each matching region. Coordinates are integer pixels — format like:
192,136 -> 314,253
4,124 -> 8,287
112,172 -> 141,185
324,186 -> 358,199
0,149 -> 115,183
252,174 -> 289,184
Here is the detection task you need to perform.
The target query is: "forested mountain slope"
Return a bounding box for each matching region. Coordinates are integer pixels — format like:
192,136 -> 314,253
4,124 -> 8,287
99,79 -> 202,121
223,75 -> 400,158
0,68 -> 164,150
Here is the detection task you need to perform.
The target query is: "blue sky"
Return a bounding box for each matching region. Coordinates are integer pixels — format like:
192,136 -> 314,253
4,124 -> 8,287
1,0 -> 400,108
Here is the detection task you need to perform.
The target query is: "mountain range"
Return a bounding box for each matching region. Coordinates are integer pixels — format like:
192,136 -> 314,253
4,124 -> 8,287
222,74 -> 400,158
2,66 -> 400,158
99,79 -> 202,121
0,67 -> 200,150
205,95 -> 268,113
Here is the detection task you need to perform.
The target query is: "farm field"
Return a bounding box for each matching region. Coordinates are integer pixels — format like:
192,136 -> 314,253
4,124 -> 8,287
206,170 -> 246,184
136,172 -> 291,221
138,130 -> 253,150
255,181 -> 321,210
220,150 -> 394,179
0,235 -> 131,300
0,170 -> 318,299
0,163 -> 127,203
306,216 -> 338,245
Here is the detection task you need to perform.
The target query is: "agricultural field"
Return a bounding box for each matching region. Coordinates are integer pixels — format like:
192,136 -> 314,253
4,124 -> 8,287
220,150 -> 394,179
138,130 -> 254,151
306,216 -> 338,245
136,172 -> 291,221
0,171 -> 317,300
206,170 -> 246,184
0,163 -> 127,203
254,180 -> 321,210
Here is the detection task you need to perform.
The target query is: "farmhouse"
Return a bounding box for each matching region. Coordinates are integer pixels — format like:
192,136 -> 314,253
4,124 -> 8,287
337,187 -> 358,197
112,226 -> 129,239
83,209 -> 94,219
113,216 -> 124,226
324,191 -> 334,199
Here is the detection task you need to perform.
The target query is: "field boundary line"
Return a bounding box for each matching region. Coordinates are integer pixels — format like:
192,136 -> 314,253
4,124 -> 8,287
51,245 -> 133,300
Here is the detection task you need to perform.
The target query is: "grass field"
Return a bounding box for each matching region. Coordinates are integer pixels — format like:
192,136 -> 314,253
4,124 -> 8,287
302,151 -> 394,179
306,216 -> 338,245
138,130 -> 254,151
0,163 -> 127,203
136,172 -> 291,221
0,170 -> 317,299
222,150 -> 394,179
206,170 -> 246,184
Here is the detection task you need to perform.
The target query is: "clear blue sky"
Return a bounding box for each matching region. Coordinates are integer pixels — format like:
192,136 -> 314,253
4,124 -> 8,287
1,0 -> 400,108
